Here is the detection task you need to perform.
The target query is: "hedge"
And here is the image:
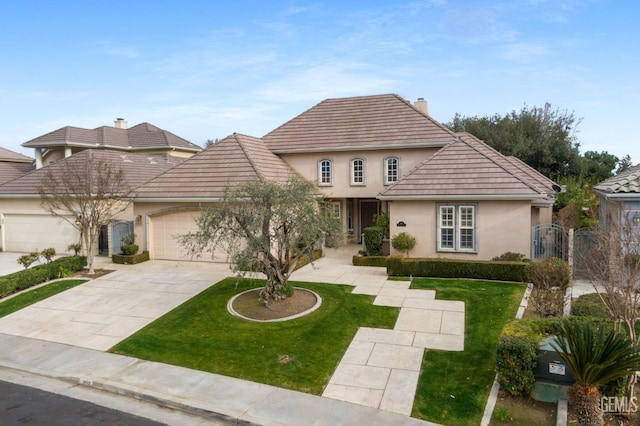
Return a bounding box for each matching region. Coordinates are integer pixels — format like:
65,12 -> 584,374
572,293 -> 619,319
0,256 -> 87,298
352,255 -> 388,267
295,249 -> 323,271
112,251 -> 150,265
387,257 -> 530,282
363,226 -> 384,256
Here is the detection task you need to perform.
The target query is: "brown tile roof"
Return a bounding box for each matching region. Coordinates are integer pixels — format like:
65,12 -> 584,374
0,147 -> 33,163
379,133 -> 557,200
22,123 -> 201,153
263,94 -> 458,152
594,164 -> 640,195
0,150 -> 180,196
0,162 -> 34,184
133,133 -> 298,200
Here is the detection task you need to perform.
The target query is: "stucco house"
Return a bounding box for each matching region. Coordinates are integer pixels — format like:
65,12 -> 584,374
0,120 -> 201,254
594,164 -> 640,230
0,147 -> 33,184
131,94 -> 558,262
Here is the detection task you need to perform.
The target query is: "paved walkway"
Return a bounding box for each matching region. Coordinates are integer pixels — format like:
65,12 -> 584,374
0,249 -> 459,424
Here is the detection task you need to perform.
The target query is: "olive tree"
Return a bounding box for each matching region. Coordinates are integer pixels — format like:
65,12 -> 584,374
180,177 -> 343,301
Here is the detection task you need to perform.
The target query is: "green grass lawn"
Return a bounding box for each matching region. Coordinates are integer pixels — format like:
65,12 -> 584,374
408,278 -> 525,425
0,279 -> 88,318
110,278 -> 399,394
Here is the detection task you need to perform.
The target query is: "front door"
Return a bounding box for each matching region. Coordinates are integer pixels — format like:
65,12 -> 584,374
360,201 -> 379,242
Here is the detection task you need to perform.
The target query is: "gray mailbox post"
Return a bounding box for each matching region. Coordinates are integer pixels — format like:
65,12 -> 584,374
533,336 -> 575,385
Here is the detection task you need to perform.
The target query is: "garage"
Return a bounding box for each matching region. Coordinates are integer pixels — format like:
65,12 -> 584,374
2,213 -> 79,254
148,209 -> 230,262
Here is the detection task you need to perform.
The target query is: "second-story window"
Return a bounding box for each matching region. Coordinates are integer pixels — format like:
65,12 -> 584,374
384,157 -> 399,185
318,159 -> 333,185
350,158 -> 365,185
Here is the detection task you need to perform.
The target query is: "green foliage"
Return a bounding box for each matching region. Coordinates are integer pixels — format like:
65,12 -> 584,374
352,255 -> 388,267
362,226 -> 384,256
373,212 -> 390,238
121,233 -> 136,246
495,334 -> 538,397
572,293 -> 619,319
120,244 -> 139,255
17,251 -> 40,269
0,279 -> 88,319
40,248 -> 56,262
491,252 -> 529,262
387,257 -> 529,282
390,232 -> 416,256
0,256 -> 87,298
527,257 -> 571,317
112,251 -> 149,265
67,243 -> 82,256
581,150 -> 619,183
554,177 -> 599,228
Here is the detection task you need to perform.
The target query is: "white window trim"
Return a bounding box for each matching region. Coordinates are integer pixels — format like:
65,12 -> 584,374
328,201 -> 341,219
350,158 -> 366,186
437,204 -> 477,253
384,157 -> 400,185
318,159 -> 333,186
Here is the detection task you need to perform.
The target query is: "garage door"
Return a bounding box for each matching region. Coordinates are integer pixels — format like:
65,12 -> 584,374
3,214 -> 79,254
149,210 -> 229,262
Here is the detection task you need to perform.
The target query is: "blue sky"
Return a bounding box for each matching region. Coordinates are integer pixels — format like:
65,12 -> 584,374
1,0 -> 638,166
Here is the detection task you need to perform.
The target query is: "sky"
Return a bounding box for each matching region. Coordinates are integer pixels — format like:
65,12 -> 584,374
1,0 -> 638,165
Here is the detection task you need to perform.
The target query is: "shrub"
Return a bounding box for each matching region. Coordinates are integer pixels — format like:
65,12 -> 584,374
491,252 -> 529,262
391,232 -> 417,257
112,251 -> 150,265
387,257 -> 529,282
527,258 -> 571,317
363,227 -> 384,256
67,243 -> 82,256
495,334 -> 538,397
40,247 -> 56,262
17,251 -> 40,269
352,255 -> 388,267
572,293 -> 619,319
120,244 -> 139,255
0,256 -> 87,298
121,233 -> 136,245
374,212 -> 390,238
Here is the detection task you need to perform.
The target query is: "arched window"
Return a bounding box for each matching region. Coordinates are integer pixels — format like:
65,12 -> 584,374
318,159 -> 333,185
384,157 -> 399,185
350,158 -> 365,185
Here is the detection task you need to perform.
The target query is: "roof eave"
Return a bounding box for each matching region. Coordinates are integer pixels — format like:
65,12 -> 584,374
270,141 -> 450,154
377,194 -> 549,201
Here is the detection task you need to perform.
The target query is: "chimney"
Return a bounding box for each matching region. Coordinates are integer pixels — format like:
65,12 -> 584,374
414,98 -> 429,115
114,118 -> 128,129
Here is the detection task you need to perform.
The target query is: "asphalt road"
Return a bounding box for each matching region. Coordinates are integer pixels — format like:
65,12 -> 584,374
0,379 -> 167,425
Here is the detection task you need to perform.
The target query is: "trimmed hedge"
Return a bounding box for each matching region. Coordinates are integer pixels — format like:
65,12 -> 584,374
112,251 -> 150,265
352,255 -> 388,267
294,249 -> 323,271
0,256 -> 87,298
363,226 -> 384,256
572,293 -> 619,319
387,257 -> 529,282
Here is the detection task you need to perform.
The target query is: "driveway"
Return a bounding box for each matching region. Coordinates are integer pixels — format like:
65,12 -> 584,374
0,252 -> 34,276
0,256 -> 232,350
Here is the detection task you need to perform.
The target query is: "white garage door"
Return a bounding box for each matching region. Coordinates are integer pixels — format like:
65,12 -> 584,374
3,214 -> 79,254
149,210 -> 229,262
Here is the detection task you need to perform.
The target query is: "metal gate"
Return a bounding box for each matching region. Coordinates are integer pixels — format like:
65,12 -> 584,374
532,224 -> 567,261
572,227 -> 597,279
111,221 -> 134,255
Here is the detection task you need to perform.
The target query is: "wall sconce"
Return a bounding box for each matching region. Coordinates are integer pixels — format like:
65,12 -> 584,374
75,215 -> 82,226
136,215 -> 142,225
396,221 -> 406,227
633,214 -> 640,225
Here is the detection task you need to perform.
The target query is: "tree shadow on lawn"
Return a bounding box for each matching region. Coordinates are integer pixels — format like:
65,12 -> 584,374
110,277 -> 398,395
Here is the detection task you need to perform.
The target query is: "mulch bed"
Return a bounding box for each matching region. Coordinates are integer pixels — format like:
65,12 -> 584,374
231,288 -> 317,321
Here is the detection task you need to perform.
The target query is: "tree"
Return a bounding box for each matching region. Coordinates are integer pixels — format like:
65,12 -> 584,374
581,151 -> 619,183
448,103 -> 582,179
38,152 -> 132,275
551,320 -> 640,426
616,154 -> 633,174
180,177 -> 343,301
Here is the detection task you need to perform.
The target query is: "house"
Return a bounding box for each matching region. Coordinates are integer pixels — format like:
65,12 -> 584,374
0,120 -> 201,255
0,147 -> 33,184
22,119 -> 201,169
594,164 -> 640,230
131,94 -> 558,261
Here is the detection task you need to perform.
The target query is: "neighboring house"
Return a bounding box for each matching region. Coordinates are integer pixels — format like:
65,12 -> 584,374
0,150 -> 182,255
594,164 -> 640,230
22,119 -> 201,169
0,147 -> 33,184
131,94 -> 558,261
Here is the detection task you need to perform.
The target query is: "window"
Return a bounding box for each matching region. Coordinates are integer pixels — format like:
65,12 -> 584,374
384,157 -> 399,184
437,205 -> 476,252
327,201 -> 341,218
350,158 -> 365,185
318,159 -> 332,185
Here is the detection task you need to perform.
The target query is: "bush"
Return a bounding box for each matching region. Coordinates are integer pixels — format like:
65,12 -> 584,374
527,258 -> 571,317
363,227 -> 384,256
572,293 -> 619,319
40,247 -> 56,262
0,256 -> 87,298
374,212 -> 390,238
492,252 -> 529,262
387,257 -> 530,282
112,251 -> 149,265
391,232 -> 417,257
121,233 -> 136,245
67,243 -> 82,256
120,244 -> 139,255
17,251 -> 40,269
352,255 -> 388,267
496,334 -> 538,397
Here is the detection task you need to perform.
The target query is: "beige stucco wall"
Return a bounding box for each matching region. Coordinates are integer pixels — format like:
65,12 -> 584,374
279,147 -> 439,199
389,199 -> 533,260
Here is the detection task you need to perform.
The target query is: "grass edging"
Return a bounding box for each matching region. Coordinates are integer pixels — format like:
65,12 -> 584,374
0,279 -> 88,319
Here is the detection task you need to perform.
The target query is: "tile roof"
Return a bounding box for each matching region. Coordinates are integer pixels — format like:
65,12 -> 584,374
379,132 -> 557,200
22,123 -> 201,153
0,147 -> 34,184
0,147 -> 33,163
0,150 -> 180,196
594,164 -> 640,194
133,133 -> 298,200
263,94 -> 458,152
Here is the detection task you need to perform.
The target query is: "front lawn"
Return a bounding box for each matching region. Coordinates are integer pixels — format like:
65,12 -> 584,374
0,279 -> 88,318
409,278 -> 525,425
110,278 -> 398,394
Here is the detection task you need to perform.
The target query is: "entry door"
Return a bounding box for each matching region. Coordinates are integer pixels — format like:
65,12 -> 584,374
111,221 -> 134,255
360,201 -> 379,241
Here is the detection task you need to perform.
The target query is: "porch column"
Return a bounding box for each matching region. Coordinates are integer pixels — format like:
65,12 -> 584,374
34,148 -> 43,169
64,147 -> 72,158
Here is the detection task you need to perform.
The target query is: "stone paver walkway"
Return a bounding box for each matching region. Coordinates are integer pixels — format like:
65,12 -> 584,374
292,248 -> 465,416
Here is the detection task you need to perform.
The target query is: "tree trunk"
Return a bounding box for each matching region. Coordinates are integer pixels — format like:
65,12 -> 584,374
569,383 -> 603,426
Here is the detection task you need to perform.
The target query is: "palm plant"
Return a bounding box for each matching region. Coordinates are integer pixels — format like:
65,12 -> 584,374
551,320 -> 640,426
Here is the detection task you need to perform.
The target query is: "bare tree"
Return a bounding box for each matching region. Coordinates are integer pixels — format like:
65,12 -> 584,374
578,204 -> 640,402
38,151 -> 132,274
180,177 -> 343,301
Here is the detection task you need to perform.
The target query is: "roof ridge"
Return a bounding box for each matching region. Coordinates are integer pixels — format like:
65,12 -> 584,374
234,134 -> 266,181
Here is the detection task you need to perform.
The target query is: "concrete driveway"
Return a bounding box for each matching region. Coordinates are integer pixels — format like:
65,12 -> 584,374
0,256 -> 232,350
0,252 -> 34,276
